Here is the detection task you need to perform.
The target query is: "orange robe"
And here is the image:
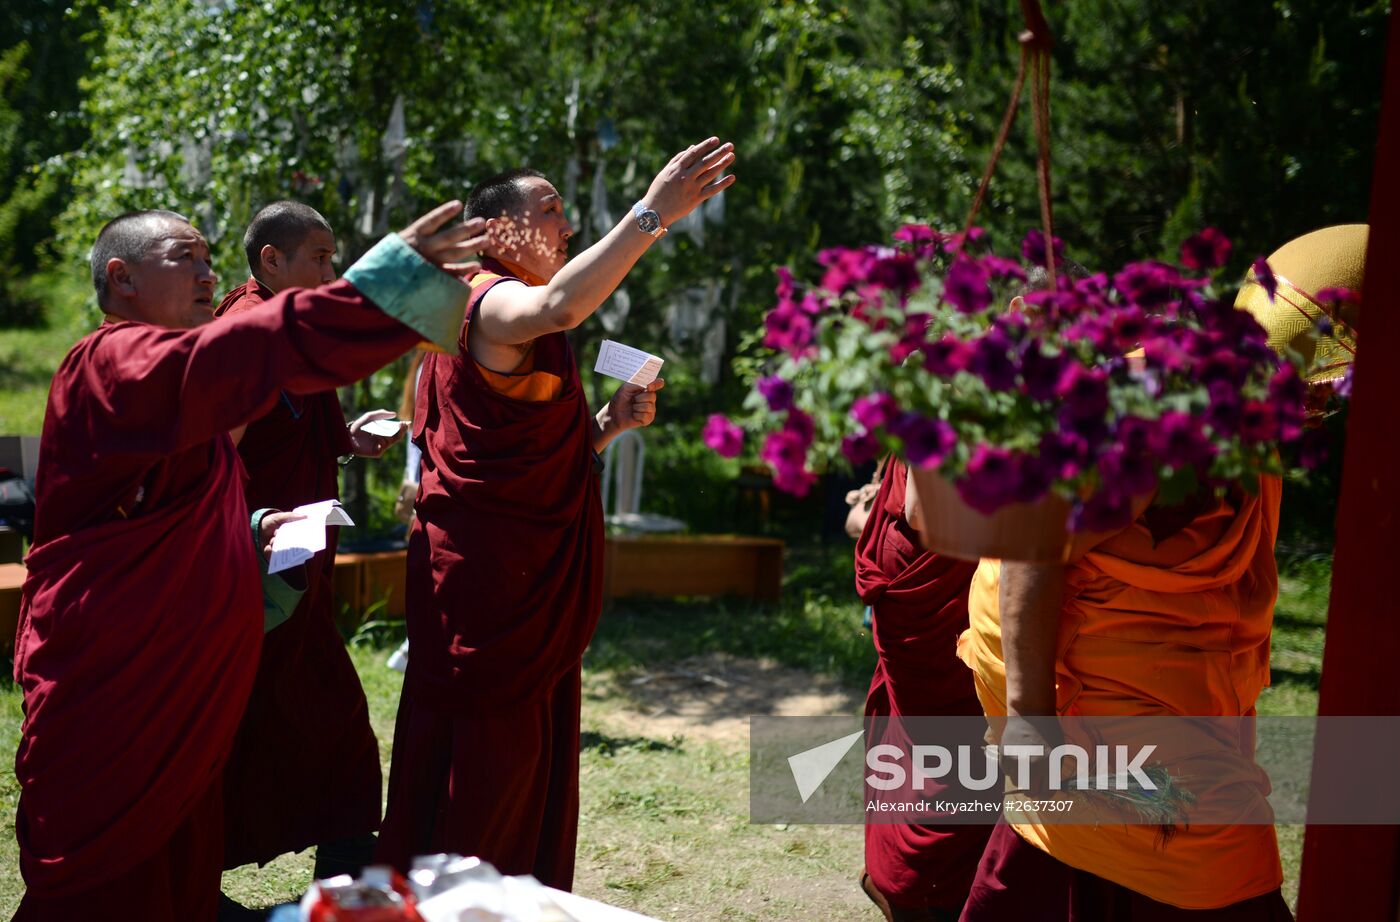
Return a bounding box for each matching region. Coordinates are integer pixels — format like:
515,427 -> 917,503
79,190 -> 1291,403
957,477 -> 1285,910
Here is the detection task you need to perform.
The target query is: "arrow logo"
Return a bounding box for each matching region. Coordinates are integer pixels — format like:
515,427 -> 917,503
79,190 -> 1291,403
787,730 -> 864,803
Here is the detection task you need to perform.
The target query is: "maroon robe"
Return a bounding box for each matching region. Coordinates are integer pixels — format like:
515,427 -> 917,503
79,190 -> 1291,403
855,459 -> 992,914
213,279 -> 382,869
13,281 -> 421,921
376,263 -> 604,889
959,823 -> 1293,921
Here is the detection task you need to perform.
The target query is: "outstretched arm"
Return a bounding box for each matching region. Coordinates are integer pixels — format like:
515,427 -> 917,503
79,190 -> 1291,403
473,139 -> 736,349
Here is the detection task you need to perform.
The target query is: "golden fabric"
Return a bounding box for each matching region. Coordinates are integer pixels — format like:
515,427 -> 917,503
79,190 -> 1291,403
464,270 -> 563,402
957,477 -> 1285,909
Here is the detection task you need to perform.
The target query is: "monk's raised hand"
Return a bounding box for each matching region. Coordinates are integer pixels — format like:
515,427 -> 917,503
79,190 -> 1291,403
399,203 -> 490,273
640,138 -> 737,228
258,510 -> 306,562
348,408 -> 406,458
610,378 -> 664,431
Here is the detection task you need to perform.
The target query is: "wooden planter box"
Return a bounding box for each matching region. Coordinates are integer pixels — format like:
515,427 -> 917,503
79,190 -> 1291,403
1,563 -> 24,655
602,534 -> 784,603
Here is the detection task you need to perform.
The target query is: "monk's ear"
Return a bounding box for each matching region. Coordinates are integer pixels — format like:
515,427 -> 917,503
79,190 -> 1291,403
106,258 -> 137,299
1008,295 -> 1027,314
259,244 -> 281,274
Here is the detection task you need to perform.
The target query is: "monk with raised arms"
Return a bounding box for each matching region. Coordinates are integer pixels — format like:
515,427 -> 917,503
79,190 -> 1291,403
12,202 -> 485,921
376,138 -> 736,889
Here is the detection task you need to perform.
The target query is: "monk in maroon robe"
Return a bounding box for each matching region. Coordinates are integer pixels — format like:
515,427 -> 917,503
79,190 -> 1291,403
376,139 -> 736,889
855,459 -> 993,922
12,204 -> 485,921
215,202 -> 405,891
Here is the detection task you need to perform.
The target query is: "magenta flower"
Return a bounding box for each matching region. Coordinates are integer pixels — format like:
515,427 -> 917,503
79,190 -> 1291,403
1018,343 -> 1066,401
703,414 -> 744,459
784,408 -> 815,445
1113,261 -> 1181,309
1179,228 -> 1232,271
851,392 -> 899,431
819,247 -> 876,294
1337,364 -> 1355,399
1239,399 -> 1279,443
890,313 -> 931,364
761,429 -> 809,478
869,251 -> 922,297
756,375 -> 795,412
1149,411 -> 1214,469
1097,445 -> 1157,497
1020,228 -> 1065,267
982,255 -> 1028,282
1268,366 -> 1307,441
764,305 -> 815,357
773,466 -> 818,497
841,430 -> 881,466
942,226 -> 988,254
922,335 -> 974,377
1055,364 -> 1110,422
956,444 -> 1020,515
1297,428 -> 1329,470
893,223 -> 940,260
1071,489 -> 1135,533
968,327 -> 1018,392
1315,286 -> 1358,307
943,256 -> 993,314
1252,257 -> 1277,301
775,266 -> 796,300
890,412 -> 956,468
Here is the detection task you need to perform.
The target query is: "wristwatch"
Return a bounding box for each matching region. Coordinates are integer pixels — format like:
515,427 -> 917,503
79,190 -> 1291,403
632,201 -> 667,238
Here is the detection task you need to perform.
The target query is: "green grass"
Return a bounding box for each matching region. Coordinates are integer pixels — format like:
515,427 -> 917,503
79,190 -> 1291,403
0,550 -> 1331,918
0,270 -> 97,434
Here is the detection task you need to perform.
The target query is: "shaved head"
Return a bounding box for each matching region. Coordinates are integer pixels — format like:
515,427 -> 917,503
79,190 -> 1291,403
244,201 -> 334,281
466,168 -> 548,222
91,210 -> 190,304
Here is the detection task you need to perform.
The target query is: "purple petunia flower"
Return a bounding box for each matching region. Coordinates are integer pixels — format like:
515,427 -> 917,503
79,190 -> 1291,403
893,224 -> 940,261
1098,445 -> 1158,497
922,335 -> 974,377
1039,431 -> 1088,482
761,429 -> 808,475
1149,411 -> 1214,469
841,429 -> 882,466
943,256 -> 993,314
819,246 -> 876,294
1314,286 -> 1359,307
1071,489 -> 1135,533
1113,261 -> 1182,310
763,304 -> 815,357
1297,428 -> 1329,470
956,444 -> 1021,515
702,414 -> 744,459
1239,399 -> 1279,443
1252,257 -> 1277,302
1205,381 -> 1244,436
1055,364 -> 1110,422
775,266 -> 796,300
784,408 -> 815,445
851,392 -> 899,431
1178,228 -> 1232,272
756,375 -> 795,412
968,327 -> 1018,392
1019,342 -> 1066,402
983,255 -> 1029,282
868,250 -> 922,297
889,412 -> 956,468
1021,228 -> 1065,267
1268,366 -> 1307,441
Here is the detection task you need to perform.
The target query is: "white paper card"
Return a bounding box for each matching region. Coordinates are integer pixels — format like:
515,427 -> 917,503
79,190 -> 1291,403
594,339 -> 663,386
360,418 -> 407,438
267,499 -> 355,575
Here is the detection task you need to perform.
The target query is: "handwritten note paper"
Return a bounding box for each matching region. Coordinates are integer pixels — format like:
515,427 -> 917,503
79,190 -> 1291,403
594,339 -> 664,386
267,499 -> 355,575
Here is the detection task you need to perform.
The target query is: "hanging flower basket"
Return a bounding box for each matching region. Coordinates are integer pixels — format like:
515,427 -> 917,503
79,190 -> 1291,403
907,464 -> 1071,563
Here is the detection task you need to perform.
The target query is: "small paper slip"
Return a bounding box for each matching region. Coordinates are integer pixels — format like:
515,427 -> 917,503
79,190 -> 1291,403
594,339 -> 664,386
267,499 -> 355,575
360,418 -> 407,437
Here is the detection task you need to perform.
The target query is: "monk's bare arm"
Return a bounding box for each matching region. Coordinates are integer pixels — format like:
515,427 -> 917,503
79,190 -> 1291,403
473,140 -> 736,348
999,561 -> 1064,717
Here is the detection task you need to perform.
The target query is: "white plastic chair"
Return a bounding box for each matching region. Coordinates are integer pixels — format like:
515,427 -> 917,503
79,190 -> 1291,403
601,430 -> 685,533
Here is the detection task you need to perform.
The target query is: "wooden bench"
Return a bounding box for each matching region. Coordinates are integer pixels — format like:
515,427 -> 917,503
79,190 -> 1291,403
0,535 -> 788,650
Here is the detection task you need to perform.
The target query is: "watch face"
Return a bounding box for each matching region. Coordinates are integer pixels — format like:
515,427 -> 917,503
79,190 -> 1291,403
636,208 -> 661,234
